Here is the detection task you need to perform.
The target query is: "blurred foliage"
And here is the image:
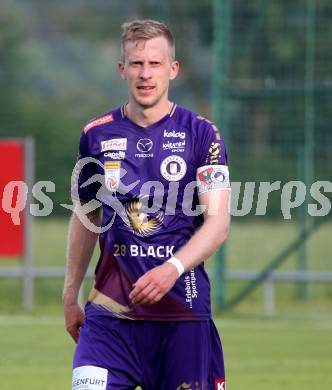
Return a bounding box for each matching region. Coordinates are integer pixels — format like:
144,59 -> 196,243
0,0 -> 331,215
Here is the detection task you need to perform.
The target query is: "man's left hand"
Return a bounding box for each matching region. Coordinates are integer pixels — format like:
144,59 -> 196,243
129,262 -> 179,305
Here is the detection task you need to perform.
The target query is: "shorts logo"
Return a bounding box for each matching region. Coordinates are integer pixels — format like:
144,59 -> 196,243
176,383 -> 192,390
136,138 -> 153,157
72,365 -> 108,390
104,161 -> 121,192
215,379 -> 226,390
101,138 -> 127,152
176,381 -> 208,390
160,155 -> 187,182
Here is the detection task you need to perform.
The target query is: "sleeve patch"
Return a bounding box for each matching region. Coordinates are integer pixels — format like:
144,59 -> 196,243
196,165 -> 230,194
84,114 -> 114,133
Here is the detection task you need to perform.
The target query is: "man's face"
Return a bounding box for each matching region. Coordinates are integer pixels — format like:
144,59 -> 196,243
119,36 -> 179,109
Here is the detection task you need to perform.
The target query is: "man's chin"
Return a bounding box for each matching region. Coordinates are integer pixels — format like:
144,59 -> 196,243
134,96 -> 160,109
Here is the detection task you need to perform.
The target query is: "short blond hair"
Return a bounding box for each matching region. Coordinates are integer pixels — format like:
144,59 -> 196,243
121,19 -> 175,61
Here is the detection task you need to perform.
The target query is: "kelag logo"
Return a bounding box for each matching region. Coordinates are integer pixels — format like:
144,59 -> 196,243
163,129 -> 186,139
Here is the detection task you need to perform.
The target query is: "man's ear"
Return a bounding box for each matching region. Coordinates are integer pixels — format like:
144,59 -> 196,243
118,62 -> 126,80
170,61 -> 180,81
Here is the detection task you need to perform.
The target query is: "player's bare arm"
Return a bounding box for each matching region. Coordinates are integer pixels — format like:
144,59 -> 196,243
175,188 -> 231,269
129,189 -> 230,305
63,202 -> 101,342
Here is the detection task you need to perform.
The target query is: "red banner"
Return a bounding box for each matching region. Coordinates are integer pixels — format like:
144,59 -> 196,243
0,140 -> 25,257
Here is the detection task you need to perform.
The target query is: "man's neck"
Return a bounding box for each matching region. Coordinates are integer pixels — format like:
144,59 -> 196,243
125,100 -> 172,127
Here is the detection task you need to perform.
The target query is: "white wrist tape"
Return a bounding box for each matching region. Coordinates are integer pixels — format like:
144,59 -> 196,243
166,257 -> 185,277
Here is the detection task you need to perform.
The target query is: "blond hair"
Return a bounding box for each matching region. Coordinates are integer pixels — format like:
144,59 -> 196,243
121,19 -> 175,61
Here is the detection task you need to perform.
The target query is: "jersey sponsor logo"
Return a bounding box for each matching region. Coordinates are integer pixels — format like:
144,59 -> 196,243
196,165 -> 230,193
104,161 -> 121,192
160,155 -> 187,181
215,379 -> 226,390
130,244 -> 175,258
136,138 -> 153,157
162,140 -> 185,152
103,151 -> 125,159
163,129 -> 186,139
184,269 -> 198,309
113,244 -> 174,258
72,365 -> 108,390
121,197 -> 164,237
101,138 -> 127,152
84,114 -> 114,133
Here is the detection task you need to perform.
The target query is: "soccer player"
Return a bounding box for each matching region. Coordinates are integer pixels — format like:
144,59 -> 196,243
63,19 -> 230,390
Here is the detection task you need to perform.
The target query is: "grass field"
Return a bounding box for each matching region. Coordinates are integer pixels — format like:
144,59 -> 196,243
0,314 -> 331,390
0,218 -> 331,389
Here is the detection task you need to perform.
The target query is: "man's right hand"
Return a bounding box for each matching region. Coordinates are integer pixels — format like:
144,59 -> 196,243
64,302 -> 85,343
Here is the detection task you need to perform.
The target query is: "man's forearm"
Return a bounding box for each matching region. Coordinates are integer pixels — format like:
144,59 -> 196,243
173,189 -> 231,272
63,207 -> 101,304
174,214 -> 229,272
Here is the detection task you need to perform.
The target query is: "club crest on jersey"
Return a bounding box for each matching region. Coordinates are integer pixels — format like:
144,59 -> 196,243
160,155 -> 187,182
104,161 -> 121,192
101,138 -> 127,152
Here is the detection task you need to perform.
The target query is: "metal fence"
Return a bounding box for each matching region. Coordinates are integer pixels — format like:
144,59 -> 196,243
0,1 -> 331,312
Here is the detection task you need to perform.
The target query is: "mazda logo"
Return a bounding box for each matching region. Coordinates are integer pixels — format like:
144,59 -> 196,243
137,138 -> 153,153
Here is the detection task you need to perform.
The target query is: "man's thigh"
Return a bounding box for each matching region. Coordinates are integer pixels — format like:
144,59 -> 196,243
138,320 -> 225,390
72,316 -> 142,390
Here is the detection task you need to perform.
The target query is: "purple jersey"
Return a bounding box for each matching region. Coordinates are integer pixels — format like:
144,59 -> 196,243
72,103 -> 229,321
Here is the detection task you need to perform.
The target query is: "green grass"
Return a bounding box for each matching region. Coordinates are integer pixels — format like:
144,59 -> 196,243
0,314 -> 331,390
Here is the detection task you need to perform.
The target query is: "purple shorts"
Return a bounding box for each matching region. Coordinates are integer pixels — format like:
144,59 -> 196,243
72,309 -> 226,390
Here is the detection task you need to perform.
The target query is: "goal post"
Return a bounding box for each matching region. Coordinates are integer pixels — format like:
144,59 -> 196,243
0,137 -> 35,310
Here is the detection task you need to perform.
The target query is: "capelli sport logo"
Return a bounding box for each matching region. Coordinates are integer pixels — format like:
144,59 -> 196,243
215,378 -> 226,390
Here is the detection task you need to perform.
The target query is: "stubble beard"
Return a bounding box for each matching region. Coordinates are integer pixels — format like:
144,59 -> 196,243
132,86 -> 168,110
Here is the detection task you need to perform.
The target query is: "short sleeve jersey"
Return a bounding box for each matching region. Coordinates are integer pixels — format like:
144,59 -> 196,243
72,103 -> 230,321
